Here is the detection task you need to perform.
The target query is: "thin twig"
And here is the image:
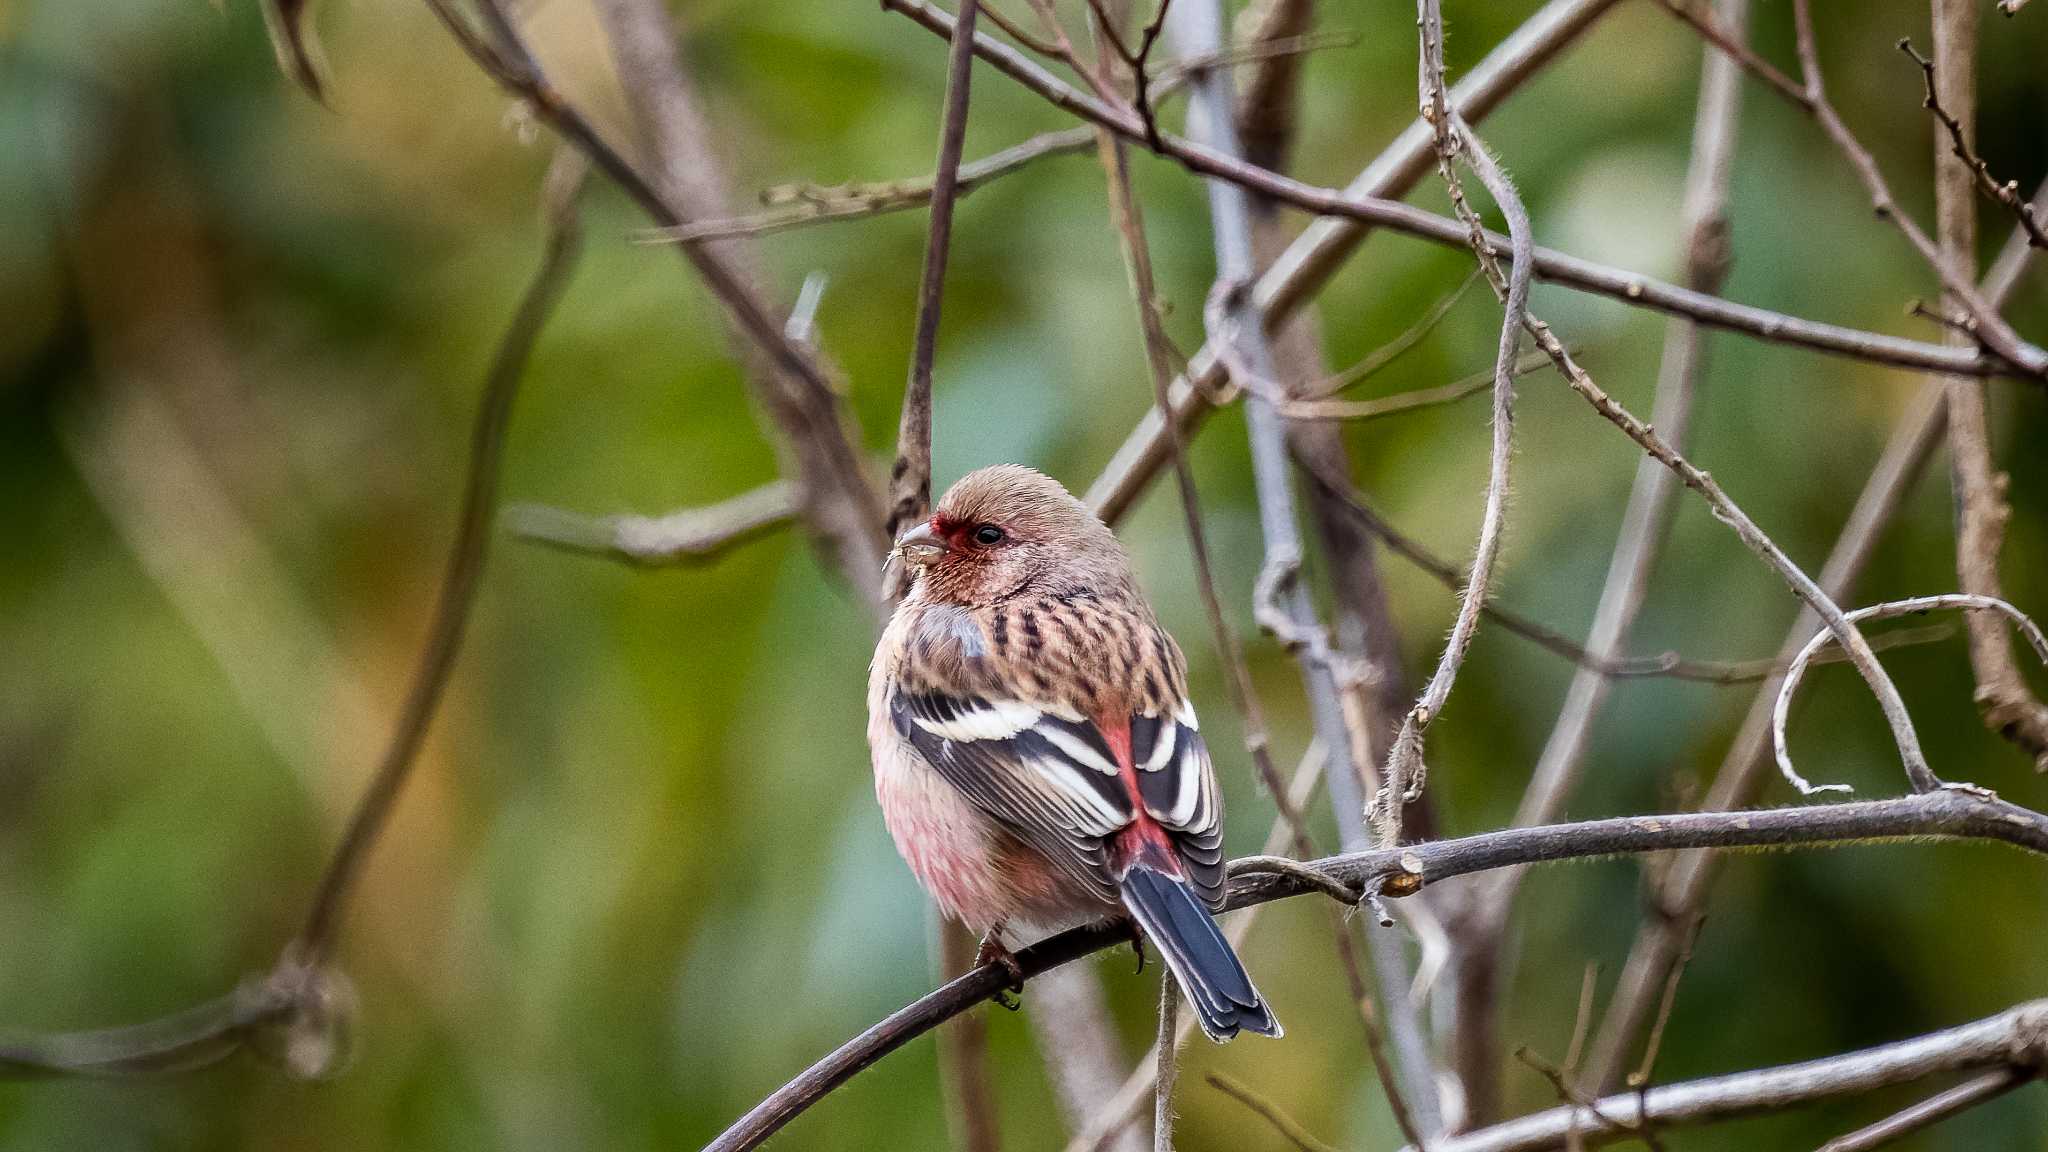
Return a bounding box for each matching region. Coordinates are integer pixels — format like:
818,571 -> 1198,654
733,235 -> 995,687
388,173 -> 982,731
504,481 -> 795,564
1520,314 -> 1944,795
1296,268 -> 1482,400
1815,1067 -> 2034,1152
1297,463 -> 1949,686
1082,0 -> 1626,527
1899,39 -> 2046,250
1443,0 -> 1746,1110
698,788 -> 2048,1152
1627,914 -> 1703,1089
1784,0 -> 2043,375
1773,594 -> 2048,795
641,128 -> 1097,244
1204,1073 -> 1341,1152
1915,3 -> 2048,771
298,147 -> 588,962
1279,351 -> 1546,422
888,0 -> 981,542
885,0 -> 2045,381
1377,0 -> 1533,850
1649,1 -> 1806,108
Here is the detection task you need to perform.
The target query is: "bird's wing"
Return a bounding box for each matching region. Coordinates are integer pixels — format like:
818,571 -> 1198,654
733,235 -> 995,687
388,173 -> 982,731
891,689 -> 1224,909
1129,702 -> 1226,909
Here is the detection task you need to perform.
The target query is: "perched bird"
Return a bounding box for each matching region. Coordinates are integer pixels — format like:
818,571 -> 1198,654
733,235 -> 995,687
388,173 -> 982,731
868,464 -> 1279,1041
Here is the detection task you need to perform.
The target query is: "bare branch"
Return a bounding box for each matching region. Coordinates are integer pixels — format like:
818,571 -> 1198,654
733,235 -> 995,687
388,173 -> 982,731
504,481 -> 795,565
1085,0 -> 1625,526
1442,0 -> 1745,1110
301,147 -> 588,965
1784,0 -> 2044,375
888,0 -> 982,542
1816,1068 -> 2034,1152
1915,3 -> 2048,770
1900,39 -> 2046,250
886,0 -> 2044,381
1773,594 -> 2048,795
1152,979 -> 1178,1152
1413,999 -> 2048,1152
1379,0 -> 1534,849
1167,0 -> 1440,1130
428,0 -> 890,598
698,788 -> 2048,1152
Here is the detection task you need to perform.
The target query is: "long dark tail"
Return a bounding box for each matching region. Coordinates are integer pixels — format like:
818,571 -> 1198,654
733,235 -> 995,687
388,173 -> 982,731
1119,867 -> 1281,1041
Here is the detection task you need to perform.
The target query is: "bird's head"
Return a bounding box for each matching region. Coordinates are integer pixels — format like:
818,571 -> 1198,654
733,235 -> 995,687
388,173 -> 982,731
892,464 -> 1130,606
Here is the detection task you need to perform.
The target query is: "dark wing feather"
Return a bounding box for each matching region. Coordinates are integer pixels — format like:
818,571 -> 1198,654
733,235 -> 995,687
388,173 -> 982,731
892,689 -> 1225,910
893,691 -> 1129,902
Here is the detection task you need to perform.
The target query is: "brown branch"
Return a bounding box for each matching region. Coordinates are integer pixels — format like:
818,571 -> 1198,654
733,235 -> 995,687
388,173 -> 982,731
0,147 -> 590,1079
886,0 -> 2045,381
1650,1 -> 1806,109
1085,0 -> 1172,148
937,922 -> 1002,1152
888,0 -> 981,542
1416,999 -> 2048,1152
504,480 -> 795,564
1815,1067 -> 2034,1152
1900,39 -> 2047,250
1917,5 -> 2048,771
1379,0 -> 1533,857
698,788 -> 2048,1152
1083,0 -> 1617,526
298,147 -> 588,960
1784,0 -> 2043,375
1442,0 -> 1747,1114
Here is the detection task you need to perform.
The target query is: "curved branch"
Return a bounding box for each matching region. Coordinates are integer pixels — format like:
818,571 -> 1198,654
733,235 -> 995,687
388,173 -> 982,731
701,789 -> 2048,1152
1773,594 -> 2048,795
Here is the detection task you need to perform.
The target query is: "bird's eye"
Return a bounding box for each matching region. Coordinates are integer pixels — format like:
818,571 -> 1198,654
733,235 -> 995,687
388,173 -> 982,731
972,524 -> 1005,546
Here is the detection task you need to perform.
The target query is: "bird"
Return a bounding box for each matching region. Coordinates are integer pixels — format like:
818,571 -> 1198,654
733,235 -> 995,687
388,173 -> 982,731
867,463 -> 1280,1041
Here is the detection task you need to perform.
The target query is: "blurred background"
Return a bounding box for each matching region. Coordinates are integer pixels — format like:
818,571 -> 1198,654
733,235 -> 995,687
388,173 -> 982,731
2,0 -> 2045,1148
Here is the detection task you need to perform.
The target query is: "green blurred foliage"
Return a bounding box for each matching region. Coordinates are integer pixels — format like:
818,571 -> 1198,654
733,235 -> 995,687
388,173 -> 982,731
1,0 -> 2045,1148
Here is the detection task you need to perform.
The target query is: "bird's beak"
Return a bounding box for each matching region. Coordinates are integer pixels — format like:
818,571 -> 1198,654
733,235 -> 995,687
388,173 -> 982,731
893,522 -> 951,568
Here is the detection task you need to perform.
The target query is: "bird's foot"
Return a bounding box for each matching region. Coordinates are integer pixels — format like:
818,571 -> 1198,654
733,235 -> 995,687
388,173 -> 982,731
1129,930 -> 1147,975
976,932 -> 1025,1009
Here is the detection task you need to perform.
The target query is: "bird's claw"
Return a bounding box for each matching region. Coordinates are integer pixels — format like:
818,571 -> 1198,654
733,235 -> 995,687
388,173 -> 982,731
1130,932 -> 1147,975
976,932 -> 1026,1006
